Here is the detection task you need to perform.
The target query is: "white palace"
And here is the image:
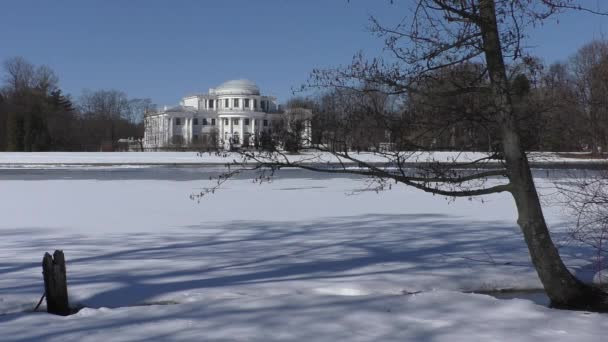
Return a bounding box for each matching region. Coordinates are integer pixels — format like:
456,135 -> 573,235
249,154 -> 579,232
143,79 -> 311,150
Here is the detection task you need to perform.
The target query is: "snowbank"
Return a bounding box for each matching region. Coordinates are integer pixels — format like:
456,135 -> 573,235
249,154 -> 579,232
2,291 -> 606,341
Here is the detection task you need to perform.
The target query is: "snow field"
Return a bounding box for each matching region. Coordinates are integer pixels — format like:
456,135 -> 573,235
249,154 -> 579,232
0,167 -> 605,341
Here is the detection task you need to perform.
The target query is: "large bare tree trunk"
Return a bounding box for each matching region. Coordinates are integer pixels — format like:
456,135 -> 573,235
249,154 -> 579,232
479,0 -> 603,309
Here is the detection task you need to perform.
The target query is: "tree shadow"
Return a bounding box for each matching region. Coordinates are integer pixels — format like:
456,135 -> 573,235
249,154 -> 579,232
0,213 -> 572,308
0,212 -> 602,340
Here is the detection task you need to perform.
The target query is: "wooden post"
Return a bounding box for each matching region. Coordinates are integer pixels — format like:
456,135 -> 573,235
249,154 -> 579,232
42,250 -> 70,316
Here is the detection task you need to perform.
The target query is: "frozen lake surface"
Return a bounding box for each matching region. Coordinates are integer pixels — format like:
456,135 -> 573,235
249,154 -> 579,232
0,166 -> 606,341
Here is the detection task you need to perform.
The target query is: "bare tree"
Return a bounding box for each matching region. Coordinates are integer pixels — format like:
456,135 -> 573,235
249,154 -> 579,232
3,57 -> 36,93
127,98 -> 156,124
0,57 -> 147,151
403,62 -> 496,151
200,1 -> 608,310
558,172 -> 608,283
3,57 -> 58,95
311,87 -> 397,152
79,89 -> 129,120
537,62 -> 586,151
281,100 -> 314,153
570,40 -> 608,155
78,89 -> 136,151
33,65 -> 60,95
1,57 -> 63,151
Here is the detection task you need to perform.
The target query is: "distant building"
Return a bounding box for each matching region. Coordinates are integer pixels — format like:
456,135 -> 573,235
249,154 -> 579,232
117,138 -> 143,152
143,79 -> 311,150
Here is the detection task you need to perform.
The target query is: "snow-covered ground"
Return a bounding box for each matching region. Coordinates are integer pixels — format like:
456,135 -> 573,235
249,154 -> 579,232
0,166 -> 606,341
0,151 -> 605,167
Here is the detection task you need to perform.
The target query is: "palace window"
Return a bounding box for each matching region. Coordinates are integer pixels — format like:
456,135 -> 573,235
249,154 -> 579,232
245,118 -> 250,126
193,134 -> 199,142
175,118 -> 182,125
193,118 -> 198,125
225,99 -> 229,108
209,100 -> 214,108
202,118 -> 208,125
261,101 -> 266,111
244,98 -> 250,108
263,119 -> 268,127
234,98 -> 240,108
211,118 -> 216,125
224,119 -> 229,125
233,119 -> 240,125
254,99 -> 258,109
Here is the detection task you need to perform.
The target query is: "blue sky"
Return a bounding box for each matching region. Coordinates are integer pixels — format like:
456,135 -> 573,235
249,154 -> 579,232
0,0 -> 606,106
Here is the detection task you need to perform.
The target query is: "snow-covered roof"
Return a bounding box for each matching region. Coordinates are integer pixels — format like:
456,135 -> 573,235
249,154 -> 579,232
213,79 -> 261,96
163,105 -> 197,113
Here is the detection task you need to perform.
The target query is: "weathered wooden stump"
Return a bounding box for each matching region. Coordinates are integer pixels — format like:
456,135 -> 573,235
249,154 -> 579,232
42,250 -> 70,316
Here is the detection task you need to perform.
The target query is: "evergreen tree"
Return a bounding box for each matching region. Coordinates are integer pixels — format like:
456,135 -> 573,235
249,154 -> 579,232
50,89 -> 74,113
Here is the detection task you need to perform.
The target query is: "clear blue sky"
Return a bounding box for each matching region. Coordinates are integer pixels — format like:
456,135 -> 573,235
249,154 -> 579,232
1,0 -> 606,106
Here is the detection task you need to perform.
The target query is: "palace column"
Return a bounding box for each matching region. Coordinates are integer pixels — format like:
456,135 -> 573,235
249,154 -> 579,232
251,117 -> 256,144
187,117 -> 192,144
219,117 -> 223,146
184,118 -> 189,145
168,116 -> 174,145
229,118 -> 234,142
183,118 -> 188,145
222,118 -> 227,145
162,116 -> 167,146
164,116 -> 169,145
240,117 -> 244,145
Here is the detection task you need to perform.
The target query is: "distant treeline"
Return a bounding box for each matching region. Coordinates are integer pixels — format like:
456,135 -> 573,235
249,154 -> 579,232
300,40 -> 608,154
2,38 -> 607,153
0,57 -> 154,151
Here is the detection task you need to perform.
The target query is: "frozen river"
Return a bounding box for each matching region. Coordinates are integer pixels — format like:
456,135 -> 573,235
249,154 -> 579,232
0,164 -> 598,181
1,165 -> 606,341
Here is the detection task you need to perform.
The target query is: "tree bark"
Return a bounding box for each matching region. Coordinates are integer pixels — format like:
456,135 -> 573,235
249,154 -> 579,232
478,0 -> 604,309
42,250 -> 70,316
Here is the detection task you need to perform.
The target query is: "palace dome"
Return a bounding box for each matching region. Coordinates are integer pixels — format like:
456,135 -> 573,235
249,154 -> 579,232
214,79 -> 260,96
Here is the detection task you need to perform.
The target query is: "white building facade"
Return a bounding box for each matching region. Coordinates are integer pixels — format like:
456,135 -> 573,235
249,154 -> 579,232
143,80 -> 310,150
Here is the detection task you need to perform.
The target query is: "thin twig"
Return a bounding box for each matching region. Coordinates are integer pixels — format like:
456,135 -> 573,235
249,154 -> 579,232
33,292 -> 45,312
